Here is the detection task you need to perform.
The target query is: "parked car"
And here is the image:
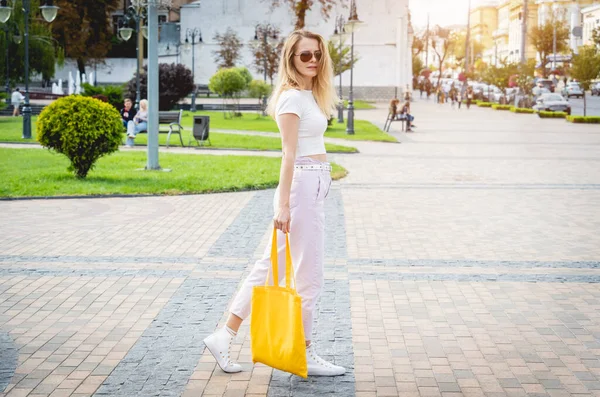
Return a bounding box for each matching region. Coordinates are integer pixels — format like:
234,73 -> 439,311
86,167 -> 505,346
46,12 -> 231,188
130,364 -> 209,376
562,82 -> 584,98
536,78 -> 556,93
533,93 -> 571,115
591,82 -> 600,96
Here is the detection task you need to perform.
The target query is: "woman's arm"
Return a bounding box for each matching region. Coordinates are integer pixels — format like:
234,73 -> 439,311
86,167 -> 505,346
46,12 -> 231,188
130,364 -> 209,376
273,113 -> 299,234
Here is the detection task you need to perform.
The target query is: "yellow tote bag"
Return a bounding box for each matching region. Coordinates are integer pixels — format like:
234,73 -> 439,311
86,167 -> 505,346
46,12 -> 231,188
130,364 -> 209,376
250,228 -> 307,378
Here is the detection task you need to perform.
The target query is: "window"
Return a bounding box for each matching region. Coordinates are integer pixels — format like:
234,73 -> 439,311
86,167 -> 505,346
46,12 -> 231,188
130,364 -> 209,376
159,15 -> 167,24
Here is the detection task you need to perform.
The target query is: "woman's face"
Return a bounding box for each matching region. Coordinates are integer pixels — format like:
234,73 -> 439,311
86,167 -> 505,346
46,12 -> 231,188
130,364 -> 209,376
292,37 -> 321,80
141,102 -> 147,111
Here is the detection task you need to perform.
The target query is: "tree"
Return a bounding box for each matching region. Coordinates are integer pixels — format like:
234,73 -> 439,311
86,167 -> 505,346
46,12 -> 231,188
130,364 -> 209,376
0,2 -> 63,85
37,96 -> 123,179
212,28 -> 244,69
125,63 -> 195,111
413,56 -> 424,78
208,68 -> 247,117
266,0 -> 341,30
235,66 -> 253,91
412,33 -> 426,58
530,21 -> 569,77
248,80 -> 272,114
430,27 -> 456,88
451,32 -> 485,66
251,26 -> 284,86
570,46 -> 600,116
328,39 -> 357,77
51,0 -> 121,78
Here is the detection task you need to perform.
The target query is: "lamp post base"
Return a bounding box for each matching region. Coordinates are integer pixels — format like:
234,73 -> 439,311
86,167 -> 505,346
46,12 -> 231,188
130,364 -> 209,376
22,106 -> 32,139
337,101 -> 344,123
346,102 -> 355,135
191,91 -> 197,112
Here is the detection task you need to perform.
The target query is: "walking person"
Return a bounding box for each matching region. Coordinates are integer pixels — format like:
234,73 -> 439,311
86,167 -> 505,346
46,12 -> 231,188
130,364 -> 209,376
466,86 -> 474,109
203,29 -> 345,377
11,88 -> 24,117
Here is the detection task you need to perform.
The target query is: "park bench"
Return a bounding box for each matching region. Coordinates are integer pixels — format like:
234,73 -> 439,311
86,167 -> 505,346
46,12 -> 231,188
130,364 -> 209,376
383,112 -> 406,132
126,109 -> 185,148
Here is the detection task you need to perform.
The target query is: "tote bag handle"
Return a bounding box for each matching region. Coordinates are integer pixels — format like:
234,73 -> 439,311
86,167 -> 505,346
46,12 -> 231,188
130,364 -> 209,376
266,228 -> 296,290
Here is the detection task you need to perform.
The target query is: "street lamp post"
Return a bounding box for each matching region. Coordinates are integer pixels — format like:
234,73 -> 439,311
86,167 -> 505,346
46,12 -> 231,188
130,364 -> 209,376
344,0 -> 362,135
3,22 -> 9,105
119,5 -> 147,110
0,0 -> 58,139
333,15 -> 345,123
185,28 -> 201,112
552,1 -> 558,71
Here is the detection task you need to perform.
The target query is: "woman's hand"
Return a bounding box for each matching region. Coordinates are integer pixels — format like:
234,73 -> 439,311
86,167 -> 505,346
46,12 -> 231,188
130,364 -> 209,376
273,205 -> 291,234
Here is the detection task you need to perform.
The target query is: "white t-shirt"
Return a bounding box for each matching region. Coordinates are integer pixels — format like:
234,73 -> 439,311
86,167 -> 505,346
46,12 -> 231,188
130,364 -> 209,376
275,89 -> 328,158
11,91 -> 24,104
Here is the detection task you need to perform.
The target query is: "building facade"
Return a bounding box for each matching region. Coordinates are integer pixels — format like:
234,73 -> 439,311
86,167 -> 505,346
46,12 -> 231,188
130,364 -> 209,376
165,0 -> 413,100
473,0 -> 597,66
582,3 -> 600,45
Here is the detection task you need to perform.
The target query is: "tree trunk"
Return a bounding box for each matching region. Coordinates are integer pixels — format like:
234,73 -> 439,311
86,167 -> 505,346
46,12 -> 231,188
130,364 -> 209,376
583,91 -> 587,117
76,58 -> 86,80
295,0 -> 309,30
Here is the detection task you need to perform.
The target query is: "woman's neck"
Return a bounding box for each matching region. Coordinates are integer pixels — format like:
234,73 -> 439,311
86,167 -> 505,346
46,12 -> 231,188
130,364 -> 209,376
299,76 -> 313,91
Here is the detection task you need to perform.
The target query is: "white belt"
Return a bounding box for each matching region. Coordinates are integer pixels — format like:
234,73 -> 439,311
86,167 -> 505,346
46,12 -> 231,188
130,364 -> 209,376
294,164 -> 332,172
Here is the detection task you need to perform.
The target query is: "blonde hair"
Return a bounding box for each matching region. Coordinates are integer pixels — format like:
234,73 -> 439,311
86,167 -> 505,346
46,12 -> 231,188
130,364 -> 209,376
139,99 -> 148,111
267,30 -> 338,118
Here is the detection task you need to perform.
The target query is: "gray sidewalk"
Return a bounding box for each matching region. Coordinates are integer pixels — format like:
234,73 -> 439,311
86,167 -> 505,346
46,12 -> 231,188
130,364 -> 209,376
1,97 -> 600,397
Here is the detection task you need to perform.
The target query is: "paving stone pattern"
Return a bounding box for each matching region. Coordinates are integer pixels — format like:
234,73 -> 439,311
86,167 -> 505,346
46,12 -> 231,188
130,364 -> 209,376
2,99 -> 600,396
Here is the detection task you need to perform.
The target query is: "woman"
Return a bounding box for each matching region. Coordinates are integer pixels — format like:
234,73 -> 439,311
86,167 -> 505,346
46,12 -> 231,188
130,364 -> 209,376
126,99 -> 148,147
203,30 -> 345,377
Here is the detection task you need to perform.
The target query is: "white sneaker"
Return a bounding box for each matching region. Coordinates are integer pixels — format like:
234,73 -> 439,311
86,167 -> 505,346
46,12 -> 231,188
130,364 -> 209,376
306,344 -> 346,376
203,327 -> 242,373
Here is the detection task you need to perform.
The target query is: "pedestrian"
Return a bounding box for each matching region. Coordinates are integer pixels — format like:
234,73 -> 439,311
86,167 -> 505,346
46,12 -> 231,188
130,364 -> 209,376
466,86 -> 474,109
401,99 -> 416,131
120,98 -> 136,129
203,29 -> 346,377
11,88 -> 24,117
126,99 -> 148,147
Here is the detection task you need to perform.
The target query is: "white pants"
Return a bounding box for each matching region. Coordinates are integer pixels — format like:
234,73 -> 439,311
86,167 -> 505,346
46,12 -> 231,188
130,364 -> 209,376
229,157 -> 332,338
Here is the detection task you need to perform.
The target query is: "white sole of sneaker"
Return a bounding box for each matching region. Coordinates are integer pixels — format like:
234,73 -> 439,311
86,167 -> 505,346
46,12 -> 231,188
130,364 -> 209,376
203,338 -> 240,373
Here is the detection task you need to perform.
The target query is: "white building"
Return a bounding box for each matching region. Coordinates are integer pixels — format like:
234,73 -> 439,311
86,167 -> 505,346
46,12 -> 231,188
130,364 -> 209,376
168,0 -> 412,100
582,3 -> 600,46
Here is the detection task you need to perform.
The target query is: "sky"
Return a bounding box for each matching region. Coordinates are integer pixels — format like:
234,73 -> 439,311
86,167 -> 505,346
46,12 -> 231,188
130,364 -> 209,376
410,0 -> 472,30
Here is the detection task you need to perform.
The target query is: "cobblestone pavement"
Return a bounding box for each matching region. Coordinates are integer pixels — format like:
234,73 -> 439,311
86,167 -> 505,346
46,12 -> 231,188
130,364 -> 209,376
1,97 -> 600,397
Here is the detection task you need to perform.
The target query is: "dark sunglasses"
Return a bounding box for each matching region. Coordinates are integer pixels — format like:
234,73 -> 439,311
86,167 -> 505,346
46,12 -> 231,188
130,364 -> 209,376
295,50 -> 322,63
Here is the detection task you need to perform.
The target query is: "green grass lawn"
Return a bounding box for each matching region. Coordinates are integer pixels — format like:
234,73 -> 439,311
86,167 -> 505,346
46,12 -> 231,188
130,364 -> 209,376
0,148 -> 348,198
343,100 -> 376,110
182,112 -> 396,142
0,116 -> 358,153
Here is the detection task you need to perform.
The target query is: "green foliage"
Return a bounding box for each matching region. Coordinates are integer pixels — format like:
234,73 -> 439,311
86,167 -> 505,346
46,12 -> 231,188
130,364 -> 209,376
510,107 -> 535,114
566,116 -> 600,124
328,39 -> 358,77
492,104 -> 511,110
125,63 -> 195,111
50,0 -> 121,75
36,96 -> 123,178
235,67 -> 254,90
208,68 -> 247,97
248,80 -> 272,99
593,27 -> 600,48
0,2 -> 63,83
81,83 -> 124,110
538,111 -> 567,118
412,56 -> 424,78
477,102 -> 493,108
530,21 -> 569,77
570,46 -> 600,117
481,63 -> 518,94
0,94 -> 6,111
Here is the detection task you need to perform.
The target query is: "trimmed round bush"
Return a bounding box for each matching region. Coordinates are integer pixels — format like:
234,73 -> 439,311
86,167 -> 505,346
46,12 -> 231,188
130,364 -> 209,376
37,96 -> 123,178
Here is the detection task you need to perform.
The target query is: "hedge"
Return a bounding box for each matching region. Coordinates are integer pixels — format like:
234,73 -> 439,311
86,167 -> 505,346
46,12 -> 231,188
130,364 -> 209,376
538,111 -> 567,119
510,107 -> 535,114
566,116 -> 600,124
477,102 -> 492,108
492,104 -> 511,110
